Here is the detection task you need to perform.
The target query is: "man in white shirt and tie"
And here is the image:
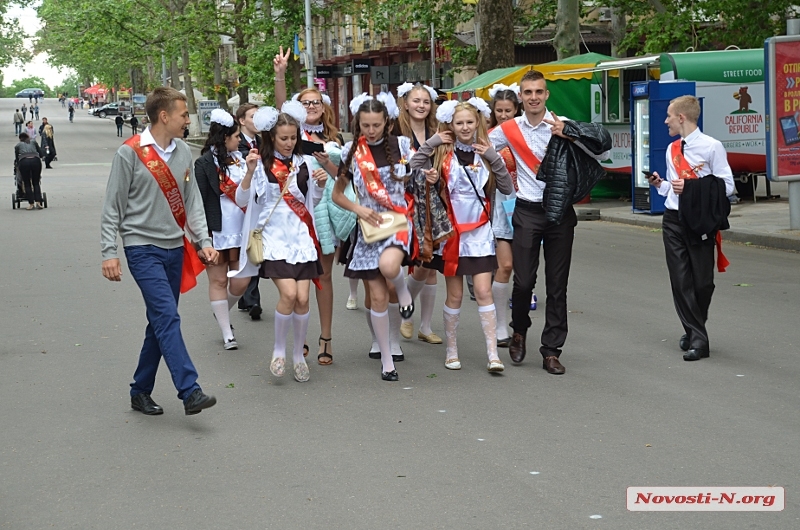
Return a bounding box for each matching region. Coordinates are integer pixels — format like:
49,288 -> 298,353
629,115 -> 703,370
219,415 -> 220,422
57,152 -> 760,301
648,95 -> 734,361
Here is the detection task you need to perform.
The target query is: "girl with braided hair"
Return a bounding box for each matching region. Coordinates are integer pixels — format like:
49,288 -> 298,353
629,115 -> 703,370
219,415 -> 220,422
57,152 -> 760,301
333,95 -> 424,382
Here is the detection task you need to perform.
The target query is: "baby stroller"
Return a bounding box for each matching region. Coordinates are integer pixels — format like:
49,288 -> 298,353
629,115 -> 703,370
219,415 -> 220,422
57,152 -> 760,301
12,162 -> 48,210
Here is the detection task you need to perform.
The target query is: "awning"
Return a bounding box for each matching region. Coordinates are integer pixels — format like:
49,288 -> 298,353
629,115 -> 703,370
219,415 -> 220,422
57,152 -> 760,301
550,55 -> 661,76
536,52 -> 615,80
660,49 -> 763,83
447,66 -> 533,100
83,84 -> 108,95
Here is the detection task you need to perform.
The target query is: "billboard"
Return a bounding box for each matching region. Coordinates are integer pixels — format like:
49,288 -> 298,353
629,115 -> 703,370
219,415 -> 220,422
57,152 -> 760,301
198,100 -> 220,134
765,36 -> 800,181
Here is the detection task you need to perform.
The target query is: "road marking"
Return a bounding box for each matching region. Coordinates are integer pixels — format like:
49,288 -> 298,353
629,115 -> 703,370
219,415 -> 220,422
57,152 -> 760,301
59,163 -> 112,167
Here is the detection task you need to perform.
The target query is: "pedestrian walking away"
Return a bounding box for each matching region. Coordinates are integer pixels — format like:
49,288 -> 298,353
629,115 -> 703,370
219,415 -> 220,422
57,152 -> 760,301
68,105 -> 74,123
411,98 -> 514,373
34,104 -> 40,120
100,86 -> 218,416
115,115 -> 124,137
13,109 -> 25,135
332,95 -> 417,382
235,103 -> 264,319
130,115 -> 139,136
488,70 -> 610,374
647,95 -> 734,362
194,109 -> 253,351
14,132 -> 45,210
229,102 -> 322,384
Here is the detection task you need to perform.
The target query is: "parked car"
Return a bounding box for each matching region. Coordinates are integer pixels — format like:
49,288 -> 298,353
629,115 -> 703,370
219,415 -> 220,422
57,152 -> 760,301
94,102 -> 130,118
16,88 -> 45,98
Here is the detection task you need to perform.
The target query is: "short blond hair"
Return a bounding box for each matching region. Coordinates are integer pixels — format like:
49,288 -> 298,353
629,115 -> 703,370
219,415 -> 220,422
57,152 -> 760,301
670,95 -> 700,123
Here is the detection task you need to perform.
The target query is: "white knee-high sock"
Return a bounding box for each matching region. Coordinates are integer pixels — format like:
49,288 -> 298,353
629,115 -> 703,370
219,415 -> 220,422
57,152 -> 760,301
491,281 -> 510,340
419,284 -> 437,335
388,302 -> 403,356
389,271 -> 412,307
365,310 -> 379,353
211,300 -> 234,341
443,305 -> 460,360
371,309 -> 394,373
292,311 -> 310,365
348,278 -> 359,299
406,275 -> 426,301
478,304 -> 499,361
227,288 -> 242,311
273,311 -> 292,359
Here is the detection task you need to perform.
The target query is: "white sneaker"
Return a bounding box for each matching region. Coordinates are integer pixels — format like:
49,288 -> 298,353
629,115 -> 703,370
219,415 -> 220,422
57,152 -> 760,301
346,297 -> 358,310
487,359 -> 505,372
224,338 -> 238,350
445,358 -> 462,370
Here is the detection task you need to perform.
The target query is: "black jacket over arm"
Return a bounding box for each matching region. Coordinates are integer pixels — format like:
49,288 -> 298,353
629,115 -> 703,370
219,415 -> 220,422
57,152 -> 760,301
537,121 -> 611,224
194,150 -> 223,233
679,175 -> 731,245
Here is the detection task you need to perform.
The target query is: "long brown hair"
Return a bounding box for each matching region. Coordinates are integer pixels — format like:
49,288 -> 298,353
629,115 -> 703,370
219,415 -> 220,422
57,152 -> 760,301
433,102 -> 495,193
339,98 -> 405,182
259,113 -> 303,170
394,85 -> 438,141
296,87 -> 340,143
489,90 -> 521,128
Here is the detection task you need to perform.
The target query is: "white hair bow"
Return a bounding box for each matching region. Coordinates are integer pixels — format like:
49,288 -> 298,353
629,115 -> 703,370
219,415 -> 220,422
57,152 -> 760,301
488,83 -> 509,100
435,100 -> 459,124
322,94 -> 331,106
209,108 -> 234,127
376,91 -> 400,119
252,106 -> 279,132
349,92 -> 373,115
281,99 -> 308,125
396,82 -> 414,99
468,97 -> 491,119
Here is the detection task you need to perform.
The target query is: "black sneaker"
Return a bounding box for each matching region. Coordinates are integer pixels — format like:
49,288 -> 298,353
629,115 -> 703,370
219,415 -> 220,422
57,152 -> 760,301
131,393 -> 164,415
183,389 -> 217,415
249,304 -> 262,321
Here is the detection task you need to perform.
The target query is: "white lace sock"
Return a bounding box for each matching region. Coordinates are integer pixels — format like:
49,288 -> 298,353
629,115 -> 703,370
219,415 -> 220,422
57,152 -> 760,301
443,304 -> 460,360
478,304 -> 500,361
491,281 -> 510,340
371,309 -> 395,373
211,300 -> 234,341
226,288 -> 242,311
348,278 -> 359,299
419,284 -> 437,335
273,311 -> 292,359
365,309 -> 380,353
291,311 -> 310,365
389,270 -> 412,308
388,302 -> 403,356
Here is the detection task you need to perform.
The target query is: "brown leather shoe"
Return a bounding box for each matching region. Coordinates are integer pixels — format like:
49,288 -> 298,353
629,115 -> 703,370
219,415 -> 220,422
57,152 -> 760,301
543,356 -> 565,375
509,333 -> 526,363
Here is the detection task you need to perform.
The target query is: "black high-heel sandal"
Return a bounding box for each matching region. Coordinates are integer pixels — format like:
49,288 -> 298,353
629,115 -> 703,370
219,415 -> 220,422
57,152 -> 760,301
317,336 -> 333,365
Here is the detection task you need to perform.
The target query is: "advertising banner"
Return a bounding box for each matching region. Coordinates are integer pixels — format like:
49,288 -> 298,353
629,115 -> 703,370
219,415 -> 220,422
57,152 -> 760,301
198,100 -> 220,134
765,36 -> 800,181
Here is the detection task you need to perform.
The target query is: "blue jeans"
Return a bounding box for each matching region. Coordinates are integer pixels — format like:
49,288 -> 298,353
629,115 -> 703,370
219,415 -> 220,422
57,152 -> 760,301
124,245 -> 200,401
15,122 -> 22,134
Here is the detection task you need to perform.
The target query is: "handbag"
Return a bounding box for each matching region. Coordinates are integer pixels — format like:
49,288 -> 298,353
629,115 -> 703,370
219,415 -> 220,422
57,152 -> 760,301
246,169 -> 295,265
359,211 -> 407,244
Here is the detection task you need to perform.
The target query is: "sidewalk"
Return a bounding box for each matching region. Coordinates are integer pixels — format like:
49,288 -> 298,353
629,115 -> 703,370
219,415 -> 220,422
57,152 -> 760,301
583,198 -> 800,252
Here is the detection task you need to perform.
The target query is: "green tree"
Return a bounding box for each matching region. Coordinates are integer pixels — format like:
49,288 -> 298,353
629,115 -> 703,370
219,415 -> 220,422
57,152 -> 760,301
0,1 -> 31,68
2,76 -> 51,97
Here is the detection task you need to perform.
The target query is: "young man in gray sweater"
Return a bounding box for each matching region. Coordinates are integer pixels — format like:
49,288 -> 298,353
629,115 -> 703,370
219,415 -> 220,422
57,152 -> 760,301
101,87 -> 219,416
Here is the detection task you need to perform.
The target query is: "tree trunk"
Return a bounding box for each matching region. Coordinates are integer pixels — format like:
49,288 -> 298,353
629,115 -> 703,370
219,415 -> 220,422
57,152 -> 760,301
146,56 -> 156,89
476,0 -> 515,74
554,0 -> 580,59
610,8 -> 627,57
213,47 -> 229,110
181,44 -> 197,114
170,56 -> 181,89
234,0 -> 249,104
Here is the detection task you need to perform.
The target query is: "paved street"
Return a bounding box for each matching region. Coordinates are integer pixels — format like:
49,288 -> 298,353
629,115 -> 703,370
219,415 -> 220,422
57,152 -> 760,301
1,97 -> 798,529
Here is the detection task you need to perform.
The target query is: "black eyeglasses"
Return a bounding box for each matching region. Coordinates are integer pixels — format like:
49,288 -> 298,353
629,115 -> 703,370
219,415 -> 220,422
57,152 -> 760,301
300,99 -> 322,107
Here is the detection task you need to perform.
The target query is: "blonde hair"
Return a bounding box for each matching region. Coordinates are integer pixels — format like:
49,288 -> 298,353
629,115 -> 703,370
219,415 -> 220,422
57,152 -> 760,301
395,85 -> 438,139
297,87 -> 340,144
44,124 -> 54,138
670,95 -> 701,123
432,102 -> 495,193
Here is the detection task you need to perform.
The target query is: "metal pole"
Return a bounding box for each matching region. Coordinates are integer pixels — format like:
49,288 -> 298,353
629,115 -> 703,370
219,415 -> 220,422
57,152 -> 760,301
161,49 -> 168,87
305,0 -> 314,89
430,23 -> 436,88
788,19 -> 800,229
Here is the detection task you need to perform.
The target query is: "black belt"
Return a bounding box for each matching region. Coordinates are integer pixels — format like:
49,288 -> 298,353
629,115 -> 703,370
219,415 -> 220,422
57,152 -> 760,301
514,198 -> 544,212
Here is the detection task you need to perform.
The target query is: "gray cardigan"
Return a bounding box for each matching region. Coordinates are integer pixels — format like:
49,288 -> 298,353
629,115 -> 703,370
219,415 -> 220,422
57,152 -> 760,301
100,139 -> 211,259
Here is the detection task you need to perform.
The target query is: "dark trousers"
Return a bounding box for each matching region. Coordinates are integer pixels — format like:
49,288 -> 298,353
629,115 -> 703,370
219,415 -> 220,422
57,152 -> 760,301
116,124 -> 123,136
238,276 -> 261,309
662,210 -> 715,350
124,245 -> 201,401
511,200 -> 577,358
18,157 -> 42,204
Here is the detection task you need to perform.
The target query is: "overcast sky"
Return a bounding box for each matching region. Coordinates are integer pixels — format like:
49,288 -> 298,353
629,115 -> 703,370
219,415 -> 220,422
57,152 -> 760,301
1,4 -> 72,87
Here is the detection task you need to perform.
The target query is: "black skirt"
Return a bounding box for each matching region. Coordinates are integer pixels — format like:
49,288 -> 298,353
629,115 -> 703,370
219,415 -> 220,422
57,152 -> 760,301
429,255 -> 497,276
259,259 -> 323,280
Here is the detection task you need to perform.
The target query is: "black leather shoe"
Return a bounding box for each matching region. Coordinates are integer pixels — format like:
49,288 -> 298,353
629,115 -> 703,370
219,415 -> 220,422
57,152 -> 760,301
184,389 -> 217,415
368,349 -> 381,359
392,353 -> 404,362
399,302 -> 414,320
497,337 -> 511,348
679,334 -> 690,352
249,304 -> 262,320
509,333 -> 526,363
683,348 -> 709,361
131,393 -> 163,415
381,370 -> 399,381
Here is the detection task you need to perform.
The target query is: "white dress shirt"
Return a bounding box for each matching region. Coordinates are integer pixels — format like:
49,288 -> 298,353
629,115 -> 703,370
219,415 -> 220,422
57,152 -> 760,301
139,126 -> 177,163
657,128 -> 735,211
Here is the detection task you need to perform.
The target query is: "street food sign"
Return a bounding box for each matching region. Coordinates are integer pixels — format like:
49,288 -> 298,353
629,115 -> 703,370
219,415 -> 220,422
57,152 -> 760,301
765,36 -> 800,181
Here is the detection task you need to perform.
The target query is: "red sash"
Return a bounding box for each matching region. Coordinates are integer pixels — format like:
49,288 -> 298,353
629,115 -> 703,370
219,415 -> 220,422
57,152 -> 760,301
217,164 -> 245,212
124,135 -> 205,293
498,147 -> 518,192
500,119 -> 542,176
670,140 -> 729,272
271,158 -> 322,289
353,137 -> 418,258
440,151 -> 490,277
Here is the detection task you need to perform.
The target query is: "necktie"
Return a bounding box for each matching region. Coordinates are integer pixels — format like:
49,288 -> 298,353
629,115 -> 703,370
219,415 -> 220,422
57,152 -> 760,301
681,140 -> 686,155
251,141 -> 256,149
